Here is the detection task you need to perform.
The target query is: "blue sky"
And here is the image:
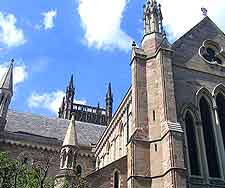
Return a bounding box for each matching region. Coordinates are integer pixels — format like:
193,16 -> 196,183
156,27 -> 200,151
0,0 -> 224,117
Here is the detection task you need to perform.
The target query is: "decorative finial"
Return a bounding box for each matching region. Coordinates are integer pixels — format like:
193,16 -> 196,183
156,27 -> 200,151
132,41 -> 136,47
201,7 -> 208,17
143,0 -> 163,34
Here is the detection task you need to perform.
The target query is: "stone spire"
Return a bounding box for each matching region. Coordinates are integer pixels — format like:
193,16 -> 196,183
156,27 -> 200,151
55,114 -> 79,188
62,114 -> 78,148
58,75 -> 75,119
0,60 -> 14,131
68,74 -> 74,89
143,0 -> 163,34
0,61 -> 13,93
106,82 -> 113,125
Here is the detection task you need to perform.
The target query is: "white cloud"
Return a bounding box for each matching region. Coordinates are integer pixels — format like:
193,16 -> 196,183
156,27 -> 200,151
28,90 -> 86,114
77,0 -> 132,51
42,10 -> 57,30
158,0 -> 225,40
0,12 -> 26,47
0,63 -> 28,87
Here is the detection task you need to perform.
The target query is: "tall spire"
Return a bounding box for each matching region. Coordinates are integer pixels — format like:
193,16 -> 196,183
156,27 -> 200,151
69,74 -> 74,89
106,82 -> 112,100
143,0 -> 163,34
0,60 -> 14,131
106,82 -> 113,125
0,60 -> 13,93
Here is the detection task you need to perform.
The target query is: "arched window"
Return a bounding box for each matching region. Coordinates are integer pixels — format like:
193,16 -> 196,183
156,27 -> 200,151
76,165 -> 82,176
216,93 -> 225,151
199,97 -> 220,178
67,150 -> 73,168
61,150 -> 67,168
114,171 -> 119,188
184,112 -> 200,175
106,141 -> 110,156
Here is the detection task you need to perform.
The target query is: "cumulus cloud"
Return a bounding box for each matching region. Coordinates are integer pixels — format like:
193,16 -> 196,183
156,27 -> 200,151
159,0 -> 225,40
77,0 -> 132,51
42,10 -> 57,30
0,12 -> 26,47
0,63 -> 28,87
28,90 -> 86,114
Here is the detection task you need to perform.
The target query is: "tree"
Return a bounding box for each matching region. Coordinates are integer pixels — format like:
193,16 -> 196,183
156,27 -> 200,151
0,152 -> 39,188
0,152 -> 88,188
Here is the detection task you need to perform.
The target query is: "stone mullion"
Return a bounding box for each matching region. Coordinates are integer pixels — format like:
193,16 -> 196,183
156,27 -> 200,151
212,98 -> 225,179
195,120 -> 209,182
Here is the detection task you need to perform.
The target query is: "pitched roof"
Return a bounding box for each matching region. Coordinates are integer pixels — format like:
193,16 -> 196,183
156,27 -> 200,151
5,110 -> 106,147
172,17 -> 225,64
0,63 -> 13,92
62,115 -> 78,147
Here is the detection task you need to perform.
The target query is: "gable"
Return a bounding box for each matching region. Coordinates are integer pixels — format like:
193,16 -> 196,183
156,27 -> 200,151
172,17 -> 225,77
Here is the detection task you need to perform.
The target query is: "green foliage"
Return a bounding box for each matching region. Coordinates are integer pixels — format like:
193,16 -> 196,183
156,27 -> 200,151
0,152 -> 39,188
0,152 -> 88,188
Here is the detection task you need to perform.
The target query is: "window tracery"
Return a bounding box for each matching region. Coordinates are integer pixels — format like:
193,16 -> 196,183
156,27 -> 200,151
199,40 -> 224,65
199,97 -> 220,178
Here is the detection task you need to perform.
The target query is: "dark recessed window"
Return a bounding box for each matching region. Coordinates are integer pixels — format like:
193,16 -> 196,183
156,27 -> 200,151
199,97 -> 220,178
185,112 -> 200,176
76,165 -> 82,176
61,150 -> 67,168
202,47 -> 222,65
114,171 -> 119,188
153,110 -> 156,121
67,150 -> 73,168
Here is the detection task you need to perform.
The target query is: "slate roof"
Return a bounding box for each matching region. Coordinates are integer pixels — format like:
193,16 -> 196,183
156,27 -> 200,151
172,17 -> 225,64
5,110 -> 106,147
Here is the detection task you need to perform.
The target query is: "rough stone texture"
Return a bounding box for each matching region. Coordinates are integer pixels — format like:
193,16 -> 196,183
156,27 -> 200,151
2,15 -> 225,188
87,156 -> 127,188
172,17 -> 225,188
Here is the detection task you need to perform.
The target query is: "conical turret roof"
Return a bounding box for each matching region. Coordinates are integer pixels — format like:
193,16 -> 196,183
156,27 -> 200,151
62,114 -> 79,147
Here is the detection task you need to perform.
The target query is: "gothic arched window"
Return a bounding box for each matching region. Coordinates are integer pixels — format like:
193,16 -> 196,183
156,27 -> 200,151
184,112 -> 200,176
76,165 -> 82,176
67,150 -> 73,168
216,93 -> 225,151
199,97 -> 220,178
61,150 -> 67,168
114,171 -> 119,188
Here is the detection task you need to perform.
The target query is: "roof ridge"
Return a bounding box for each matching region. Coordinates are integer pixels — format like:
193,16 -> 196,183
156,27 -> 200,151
172,17 -> 210,48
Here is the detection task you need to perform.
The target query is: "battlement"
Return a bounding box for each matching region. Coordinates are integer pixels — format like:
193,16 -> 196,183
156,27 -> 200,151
72,103 -> 107,126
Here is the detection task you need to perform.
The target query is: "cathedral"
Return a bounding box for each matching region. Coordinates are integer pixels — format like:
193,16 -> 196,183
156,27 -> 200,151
1,0 -> 225,187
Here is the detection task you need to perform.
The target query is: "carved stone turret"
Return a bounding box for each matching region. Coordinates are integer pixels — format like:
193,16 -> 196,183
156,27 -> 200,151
0,61 -> 13,131
142,0 -> 169,54
55,114 -> 79,187
143,0 -> 163,34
